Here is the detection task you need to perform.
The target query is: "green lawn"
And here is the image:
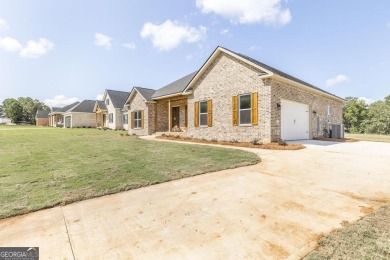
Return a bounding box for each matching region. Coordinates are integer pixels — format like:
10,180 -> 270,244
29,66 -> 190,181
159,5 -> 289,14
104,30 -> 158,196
304,205 -> 390,259
345,133 -> 390,143
0,127 -> 259,219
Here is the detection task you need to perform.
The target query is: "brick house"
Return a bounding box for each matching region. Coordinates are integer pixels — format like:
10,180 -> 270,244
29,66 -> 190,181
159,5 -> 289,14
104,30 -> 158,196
49,102 -> 80,127
35,109 -> 50,126
63,100 -> 96,128
94,89 -> 130,130
126,46 -> 344,142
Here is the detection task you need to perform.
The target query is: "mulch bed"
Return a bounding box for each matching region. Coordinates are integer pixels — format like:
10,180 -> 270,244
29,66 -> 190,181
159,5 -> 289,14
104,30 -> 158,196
313,137 -> 359,142
156,135 -> 305,150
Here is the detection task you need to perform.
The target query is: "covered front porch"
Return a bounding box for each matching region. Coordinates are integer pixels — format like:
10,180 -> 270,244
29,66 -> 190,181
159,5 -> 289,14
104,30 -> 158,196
95,111 -> 107,128
49,113 -> 64,127
155,96 -> 188,133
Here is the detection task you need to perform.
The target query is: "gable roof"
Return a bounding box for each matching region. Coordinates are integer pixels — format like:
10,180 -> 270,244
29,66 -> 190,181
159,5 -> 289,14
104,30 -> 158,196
66,100 -> 96,113
51,107 -> 60,112
51,102 -> 80,114
97,100 -> 107,110
152,71 -> 197,99
36,109 -> 49,118
184,46 -> 344,102
135,87 -> 156,101
106,89 -> 130,108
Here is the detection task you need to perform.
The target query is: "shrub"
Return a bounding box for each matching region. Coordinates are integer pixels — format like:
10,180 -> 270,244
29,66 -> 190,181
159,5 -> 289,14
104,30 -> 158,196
120,133 -> 124,137
125,133 -> 130,136
230,139 -> 239,143
175,135 -> 180,139
161,133 -> 166,137
211,138 -> 218,142
278,139 -> 287,146
202,138 -> 207,142
251,138 -> 262,145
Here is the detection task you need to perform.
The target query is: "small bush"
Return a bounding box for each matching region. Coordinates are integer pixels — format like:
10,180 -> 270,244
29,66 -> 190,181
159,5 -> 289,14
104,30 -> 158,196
251,138 -> 262,145
230,139 -> 239,143
278,139 -> 287,146
175,135 -> 180,139
184,136 -> 192,140
82,126 -> 86,128
125,133 -> 130,136
88,126 -> 91,128
202,138 -> 207,142
120,133 -> 124,137
211,138 -> 218,142
161,133 -> 166,137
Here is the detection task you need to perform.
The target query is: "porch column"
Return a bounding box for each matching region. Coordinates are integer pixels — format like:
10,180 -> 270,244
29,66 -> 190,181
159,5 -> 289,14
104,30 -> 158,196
168,100 -> 171,132
95,113 -> 98,127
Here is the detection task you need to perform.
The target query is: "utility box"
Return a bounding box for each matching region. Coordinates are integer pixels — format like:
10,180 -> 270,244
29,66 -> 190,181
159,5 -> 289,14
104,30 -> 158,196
331,124 -> 344,139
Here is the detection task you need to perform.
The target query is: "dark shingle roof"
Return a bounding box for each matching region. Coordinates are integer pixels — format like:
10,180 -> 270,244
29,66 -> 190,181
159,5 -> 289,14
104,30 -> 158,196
51,107 -> 60,112
134,87 -> 156,101
54,102 -> 80,113
226,48 -> 343,100
69,100 -> 96,113
106,90 -> 130,108
97,100 -> 107,110
152,71 -> 197,98
36,109 -> 49,118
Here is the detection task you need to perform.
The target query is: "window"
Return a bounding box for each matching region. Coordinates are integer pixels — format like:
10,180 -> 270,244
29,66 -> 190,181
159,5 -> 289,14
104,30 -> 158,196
123,114 -> 128,125
133,111 -> 141,129
239,94 -> 251,125
105,99 -> 109,105
109,113 -> 113,123
327,105 -> 332,123
199,101 -> 208,126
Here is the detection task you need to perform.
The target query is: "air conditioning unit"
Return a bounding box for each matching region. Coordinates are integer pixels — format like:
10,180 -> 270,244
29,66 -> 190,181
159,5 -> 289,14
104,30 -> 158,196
331,124 -> 344,139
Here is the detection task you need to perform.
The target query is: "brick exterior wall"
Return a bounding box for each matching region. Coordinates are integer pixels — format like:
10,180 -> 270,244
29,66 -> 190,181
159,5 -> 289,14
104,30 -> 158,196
127,91 -> 156,135
156,97 -> 187,132
270,79 -> 343,141
187,52 -> 272,143
36,118 -> 49,126
187,52 -> 344,143
65,112 -> 96,128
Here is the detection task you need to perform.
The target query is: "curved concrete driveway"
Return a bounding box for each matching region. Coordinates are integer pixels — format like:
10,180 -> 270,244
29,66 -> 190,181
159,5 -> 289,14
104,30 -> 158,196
0,140 -> 389,259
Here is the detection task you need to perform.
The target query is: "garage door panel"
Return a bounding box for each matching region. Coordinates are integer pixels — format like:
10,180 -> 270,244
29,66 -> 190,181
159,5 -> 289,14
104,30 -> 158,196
281,100 -> 309,140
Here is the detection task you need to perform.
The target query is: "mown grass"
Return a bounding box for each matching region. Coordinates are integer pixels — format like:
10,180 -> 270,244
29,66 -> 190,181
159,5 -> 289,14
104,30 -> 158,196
345,133 -> 390,143
0,127 -> 259,219
304,205 -> 390,259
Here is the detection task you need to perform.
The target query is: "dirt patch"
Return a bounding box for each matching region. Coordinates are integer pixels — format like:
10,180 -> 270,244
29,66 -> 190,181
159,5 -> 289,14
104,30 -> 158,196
313,137 -> 359,142
360,206 -> 374,214
264,241 -> 289,259
157,135 -> 305,150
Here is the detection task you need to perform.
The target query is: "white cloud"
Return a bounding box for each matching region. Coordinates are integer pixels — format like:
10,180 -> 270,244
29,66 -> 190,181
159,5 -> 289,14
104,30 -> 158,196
220,29 -> 229,35
19,38 -> 54,58
358,97 -> 376,105
0,37 -> 23,52
325,74 -> 350,87
0,19 -> 9,31
141,20 -> 207,51
196,0 -> 291,26
94,33 -> 112,50
123,42 -> 137,49
44,95 -> 81,107
96,94 -> 104,100
249,45 -> 261,51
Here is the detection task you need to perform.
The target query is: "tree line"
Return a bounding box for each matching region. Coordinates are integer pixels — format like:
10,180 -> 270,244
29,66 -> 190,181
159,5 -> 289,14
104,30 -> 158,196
0,97 -> 49,124
343,95 -> 390,134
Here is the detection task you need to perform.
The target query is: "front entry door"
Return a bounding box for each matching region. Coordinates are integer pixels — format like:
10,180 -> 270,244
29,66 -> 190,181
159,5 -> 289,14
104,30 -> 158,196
171,107 -> 180,129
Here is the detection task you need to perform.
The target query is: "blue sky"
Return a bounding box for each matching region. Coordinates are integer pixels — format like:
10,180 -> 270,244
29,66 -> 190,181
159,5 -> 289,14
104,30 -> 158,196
0,0 -> 389,107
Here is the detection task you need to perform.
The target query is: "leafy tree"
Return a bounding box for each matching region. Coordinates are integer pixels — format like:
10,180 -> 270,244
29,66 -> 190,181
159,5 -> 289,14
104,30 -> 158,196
364,100 -> 390,135
343,97 -> 368,133
0,105 -> 4,117
2,99 -> 24,123
2,97 -> 49,124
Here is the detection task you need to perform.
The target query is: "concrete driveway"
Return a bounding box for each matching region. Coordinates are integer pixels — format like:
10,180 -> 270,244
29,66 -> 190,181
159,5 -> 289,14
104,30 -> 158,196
1,140 -> 389,259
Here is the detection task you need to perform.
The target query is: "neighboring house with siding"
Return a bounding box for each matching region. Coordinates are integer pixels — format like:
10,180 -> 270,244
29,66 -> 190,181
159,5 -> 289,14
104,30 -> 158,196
126,46 -> 344,142
49,102 -> 80,127
97,89 -> 130,130
63,100 -> 96,128
35,109 -> 50,126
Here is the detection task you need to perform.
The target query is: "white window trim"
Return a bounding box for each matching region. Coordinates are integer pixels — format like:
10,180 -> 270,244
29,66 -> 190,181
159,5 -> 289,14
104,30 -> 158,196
238,94 -> 252,126
123,114 -> 128,125
109,113 -> 114,124
133,111 -> 142,129
199,100 -> 208,127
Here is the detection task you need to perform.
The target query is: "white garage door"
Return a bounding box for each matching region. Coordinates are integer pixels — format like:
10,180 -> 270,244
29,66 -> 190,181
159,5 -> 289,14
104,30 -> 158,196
281,100 -> 309,140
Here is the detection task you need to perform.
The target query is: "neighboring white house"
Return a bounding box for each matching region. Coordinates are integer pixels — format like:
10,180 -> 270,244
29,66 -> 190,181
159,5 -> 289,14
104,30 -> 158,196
0,117 -> 12,124
97,89 -> 130,130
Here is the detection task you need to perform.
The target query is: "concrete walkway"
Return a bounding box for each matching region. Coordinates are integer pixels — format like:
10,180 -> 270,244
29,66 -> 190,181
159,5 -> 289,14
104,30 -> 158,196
0,140 -> 389,259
